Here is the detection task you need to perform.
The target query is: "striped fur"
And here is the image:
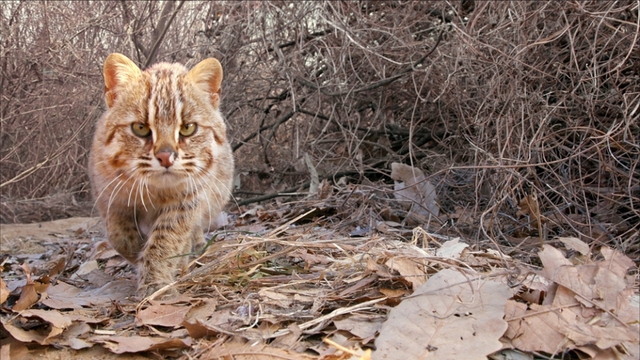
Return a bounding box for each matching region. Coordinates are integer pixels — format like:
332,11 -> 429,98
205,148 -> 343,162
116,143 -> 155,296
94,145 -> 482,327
89,53 -> 234,298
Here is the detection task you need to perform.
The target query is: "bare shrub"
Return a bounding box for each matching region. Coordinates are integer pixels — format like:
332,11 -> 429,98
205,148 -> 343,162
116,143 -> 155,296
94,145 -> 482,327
1,1 -> 638,258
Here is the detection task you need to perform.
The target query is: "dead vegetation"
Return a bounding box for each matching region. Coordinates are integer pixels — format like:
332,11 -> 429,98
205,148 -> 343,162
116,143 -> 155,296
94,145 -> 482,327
2,1 -> 638,258
1,1 -> 639,359
1,192 -> 638,359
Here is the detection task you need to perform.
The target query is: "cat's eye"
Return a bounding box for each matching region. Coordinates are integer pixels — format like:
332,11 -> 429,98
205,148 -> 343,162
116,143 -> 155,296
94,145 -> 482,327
180,123 -> 197,137
131,123 -> 151,137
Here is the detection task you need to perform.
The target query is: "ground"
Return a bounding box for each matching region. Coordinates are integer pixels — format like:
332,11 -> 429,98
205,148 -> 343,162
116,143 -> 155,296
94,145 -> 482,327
1,182 -> 638,360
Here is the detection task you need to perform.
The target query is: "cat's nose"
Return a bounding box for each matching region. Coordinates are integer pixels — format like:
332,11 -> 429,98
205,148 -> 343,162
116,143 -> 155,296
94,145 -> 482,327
156,150 -> 176,168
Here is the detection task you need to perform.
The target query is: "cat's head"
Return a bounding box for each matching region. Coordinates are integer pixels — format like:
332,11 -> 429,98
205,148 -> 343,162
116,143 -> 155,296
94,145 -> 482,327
95,53 -> 232,189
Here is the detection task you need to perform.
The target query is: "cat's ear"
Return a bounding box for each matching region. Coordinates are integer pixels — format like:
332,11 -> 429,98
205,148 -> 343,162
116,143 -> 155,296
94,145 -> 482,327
187,58 -> 223,109
103,53 -> 142,108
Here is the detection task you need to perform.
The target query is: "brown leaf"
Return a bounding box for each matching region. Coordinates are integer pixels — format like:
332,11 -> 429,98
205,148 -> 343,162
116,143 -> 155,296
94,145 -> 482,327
540,245 -> 628,312
0,339 -> 29,360
20,309 -> 72,328
183,319 -> 220,339
185,298 -> 218,322
504,301 -> 567,354
518,193 -> 543,227
558,237 -> 590,256
47,257 -> 66,277
436,238 -> 469,259
258,288 -> 292,308
0,344 -> 8,360
384,257 -> 426,289
12,283 -> 39,311
334,316 -> 384,341
504,245 -> 640,355
1,317 -> 48,345
289,248 -> 331,266
379,287 -> 409,298
0,277 -> 9,304
201,338 -> 317,359
183,309 -> 235,338
598,246 -> 635,278
390,162 -> 439,218
93,335 -> 192,354
136,303 -> 192,327
338,274 -> 378,298
55,322 -> 93,350
374,269 -> 511,360
0,309 -> 74,345
271,322 -> 303,349
42,280 -> 136,309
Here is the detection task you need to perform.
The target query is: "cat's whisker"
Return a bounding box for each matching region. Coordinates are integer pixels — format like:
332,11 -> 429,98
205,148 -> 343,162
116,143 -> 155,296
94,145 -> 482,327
192,174 -> 213,230
103,180 -> 122,229
91,173 -> 124,217
106,171 -> 137,212
127,178 -> 139,208
143,176 -> 156,210
138,176 -> 149,212
196,165 -> 238,209
132,181 -> 145,241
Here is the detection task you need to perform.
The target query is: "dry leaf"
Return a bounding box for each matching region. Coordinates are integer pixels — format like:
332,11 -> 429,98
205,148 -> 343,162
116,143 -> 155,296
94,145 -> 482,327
557,237 -> 590,256
183,309 -> 234,338
305,153 -> 320,195
201,338 -> 317,359
598,245 -> 635,278
12,283 -> 39,311
42,280 -> 136,309
92,335 -> 191,354
1,309 -> 70,345
72,260 -> 99,277
0,277 -> 9,304
20,309 -> 73,329
436,238 -> 469,259
374,269 -> 511,360
1,316 -> 50,345
504,245 -> 640,358
334,317 -> 385,341
136,303 -> 192,327
504,300 -> 567,354
379,288 -> 409,298
390,162 -> 439,218
0,338 -> 30,360
0,344 -> 8,360
384,257 -> 427,289
270,322 -> 303,349
517,194 -> 543,228
185,298 -> 218,322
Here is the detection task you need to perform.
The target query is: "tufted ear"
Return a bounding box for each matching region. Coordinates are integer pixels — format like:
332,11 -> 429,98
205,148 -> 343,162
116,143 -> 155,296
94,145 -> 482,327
103,53 -> 142,108
187,58 -> 223,109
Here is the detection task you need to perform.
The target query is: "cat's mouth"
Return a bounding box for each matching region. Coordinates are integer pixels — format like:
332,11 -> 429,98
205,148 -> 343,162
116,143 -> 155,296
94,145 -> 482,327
147,170 -> 186,188
158,169 -> 180,177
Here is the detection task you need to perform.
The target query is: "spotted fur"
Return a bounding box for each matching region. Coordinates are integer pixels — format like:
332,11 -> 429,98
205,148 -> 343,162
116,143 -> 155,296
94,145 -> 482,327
89,53 -> 234,298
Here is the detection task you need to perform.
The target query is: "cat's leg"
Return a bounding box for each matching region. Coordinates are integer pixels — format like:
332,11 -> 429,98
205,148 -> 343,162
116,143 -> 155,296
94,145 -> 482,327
105,210 -> 146,264
191,223 -> 206,255
137,208 -> 197,298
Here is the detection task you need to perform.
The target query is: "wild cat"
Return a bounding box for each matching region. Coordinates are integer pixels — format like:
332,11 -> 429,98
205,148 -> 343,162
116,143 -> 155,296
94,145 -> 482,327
89,53 -> 234,298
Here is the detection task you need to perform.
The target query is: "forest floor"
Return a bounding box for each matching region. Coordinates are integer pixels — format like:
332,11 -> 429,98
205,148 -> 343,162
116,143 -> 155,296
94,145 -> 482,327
1,180 -> 638,360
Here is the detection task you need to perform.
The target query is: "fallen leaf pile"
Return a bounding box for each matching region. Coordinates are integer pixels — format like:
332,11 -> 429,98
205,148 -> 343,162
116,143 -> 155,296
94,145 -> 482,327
504,245 -> 639,359
1,177 -> 638,359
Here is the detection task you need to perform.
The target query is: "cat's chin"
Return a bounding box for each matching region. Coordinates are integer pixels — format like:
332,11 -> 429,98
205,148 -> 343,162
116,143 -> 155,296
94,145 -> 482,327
147,171 -> 188,188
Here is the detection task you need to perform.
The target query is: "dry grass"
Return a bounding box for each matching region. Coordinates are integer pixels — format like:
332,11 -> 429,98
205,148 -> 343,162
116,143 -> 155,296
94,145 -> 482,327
1,1 -> 638,259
